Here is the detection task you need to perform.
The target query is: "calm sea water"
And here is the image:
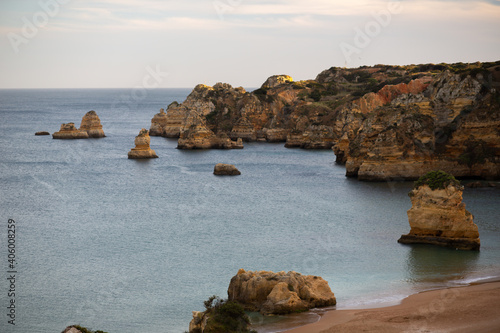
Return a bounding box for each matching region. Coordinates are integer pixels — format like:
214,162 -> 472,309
0,89 -> 499,333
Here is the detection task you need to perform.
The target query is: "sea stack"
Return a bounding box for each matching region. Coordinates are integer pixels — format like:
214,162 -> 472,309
127,129 -> 158,159
79,110 -> 105,138
52,123 -> 89,139
227,269 -> 336,315
398,170 -> 480,251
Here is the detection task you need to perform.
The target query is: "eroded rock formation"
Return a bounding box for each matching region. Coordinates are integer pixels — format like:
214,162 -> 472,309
128,129 -> 158,159
398,171 -> 480,250
177,111 -> 243,149
334,69 -> 500,181
79,110 -> 105,138
52,123 -> 89,139
149,61 -> 500,180
52,111 -> 105,139
214,163 -> 241,175
227,269 -> 336,315
189,311 -> 208,333
261,74 -> 294,89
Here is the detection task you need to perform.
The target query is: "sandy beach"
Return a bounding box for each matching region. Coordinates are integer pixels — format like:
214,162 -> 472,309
285,281 -> 500,333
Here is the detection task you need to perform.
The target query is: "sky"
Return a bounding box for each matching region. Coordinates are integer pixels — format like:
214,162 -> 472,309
0,0 -> 499,89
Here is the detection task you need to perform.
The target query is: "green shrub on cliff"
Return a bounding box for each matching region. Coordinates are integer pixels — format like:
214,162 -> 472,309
413,170 -> 461,190
201,296 -> 256,333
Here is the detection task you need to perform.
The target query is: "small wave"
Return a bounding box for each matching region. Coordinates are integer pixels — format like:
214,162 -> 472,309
450,275 -> 500,285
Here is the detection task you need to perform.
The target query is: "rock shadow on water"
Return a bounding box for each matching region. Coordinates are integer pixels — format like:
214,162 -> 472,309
404,244 -> 480,285
248,307 -> 333,333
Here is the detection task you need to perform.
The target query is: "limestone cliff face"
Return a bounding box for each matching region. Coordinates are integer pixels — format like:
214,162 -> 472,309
148,61 -> 500,180
398,177 -> 480,250
127,129 -> 158,159
227,269 -> 336,315
335,68 -> 500,181
149,108 -> 168,136
79,110 -> 105,138
177,111 -> 243,149
52,123 -> 89,139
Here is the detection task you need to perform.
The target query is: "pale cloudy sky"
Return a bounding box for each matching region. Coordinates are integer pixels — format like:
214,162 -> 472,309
0,0 -> 499,88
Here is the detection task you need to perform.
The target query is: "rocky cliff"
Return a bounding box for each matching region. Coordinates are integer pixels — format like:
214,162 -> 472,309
150,61 -> 500,180
398,171 -> 480,250
227,269 -> 336,315
127,129 -> 158,159
79,110 -> 105,138
176,109 -> 243,149
336,68 -> 500,180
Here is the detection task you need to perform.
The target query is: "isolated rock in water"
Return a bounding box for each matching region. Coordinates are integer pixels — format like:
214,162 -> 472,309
398,171 -> 480,250
35,131 -> 50,136
214,163 -> 241,176
79,110 -> 105,138
52,123 -> 89,139
228,269 -> 336,315
261,75 -> 294,89
128,129 -> 158,159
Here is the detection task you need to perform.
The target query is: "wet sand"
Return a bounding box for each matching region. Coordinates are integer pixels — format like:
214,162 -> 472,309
284,281 -> 500,333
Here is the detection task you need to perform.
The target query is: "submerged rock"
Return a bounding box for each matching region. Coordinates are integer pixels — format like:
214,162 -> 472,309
52,123 -> 89,139
128,129 -> 158,159
35,131 -> 50,136
79,110 -> 105,138
398,171 -> 480,250
213,163 -> 241,176
227,269 -> 336,315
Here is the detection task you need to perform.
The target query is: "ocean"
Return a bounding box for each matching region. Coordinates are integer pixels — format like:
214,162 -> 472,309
0,88 -> 499,333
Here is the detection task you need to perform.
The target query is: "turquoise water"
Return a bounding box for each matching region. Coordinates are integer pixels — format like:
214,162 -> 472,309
0,89 -> 499,333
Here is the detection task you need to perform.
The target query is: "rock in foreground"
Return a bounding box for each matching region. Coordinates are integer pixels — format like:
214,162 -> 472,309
128,129 -> 158,159
228,269 -> 336,315
52,123 -> 89,139
214,163 -> 241,176
398,171 -> 480,250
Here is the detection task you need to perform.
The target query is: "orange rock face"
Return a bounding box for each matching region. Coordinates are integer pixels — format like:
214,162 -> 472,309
52,123 -> 89,139
177,111 -> 243,149
127,129 -> 158,159
398,184 -> 480,250
228,269 -> 336,315
79,110 -> 105,138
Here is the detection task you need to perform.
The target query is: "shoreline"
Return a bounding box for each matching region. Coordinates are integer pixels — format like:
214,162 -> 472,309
282,280 -> 500,333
